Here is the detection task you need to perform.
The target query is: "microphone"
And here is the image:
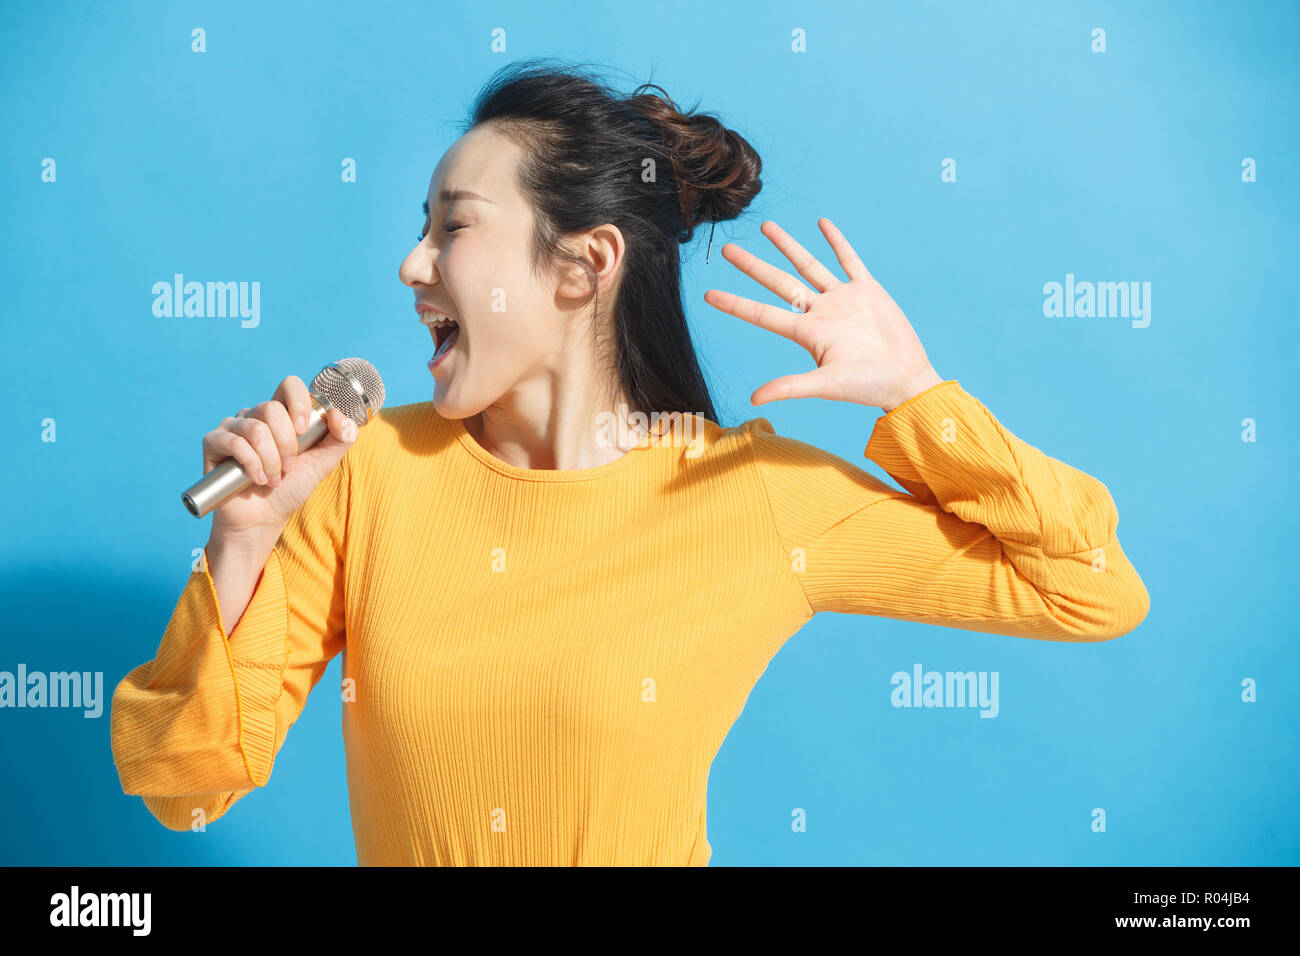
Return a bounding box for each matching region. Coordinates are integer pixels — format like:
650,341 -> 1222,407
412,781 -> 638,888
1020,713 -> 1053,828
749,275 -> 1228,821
182,358 -> 386,518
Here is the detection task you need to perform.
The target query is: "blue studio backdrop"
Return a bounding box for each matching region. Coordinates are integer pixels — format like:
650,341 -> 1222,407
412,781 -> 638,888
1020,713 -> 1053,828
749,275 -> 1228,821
2,0 -> 1296,865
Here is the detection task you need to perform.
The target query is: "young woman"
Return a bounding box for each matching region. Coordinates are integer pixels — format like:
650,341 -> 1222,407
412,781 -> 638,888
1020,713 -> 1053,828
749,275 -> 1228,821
110,59 -> 1150,866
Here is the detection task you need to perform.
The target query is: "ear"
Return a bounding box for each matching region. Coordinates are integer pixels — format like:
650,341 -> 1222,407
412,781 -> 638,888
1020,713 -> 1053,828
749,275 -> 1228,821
555,223 -> 626,300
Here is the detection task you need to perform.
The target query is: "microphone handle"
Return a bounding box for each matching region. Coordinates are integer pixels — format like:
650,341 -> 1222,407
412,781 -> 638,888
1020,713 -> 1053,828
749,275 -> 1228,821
182,387 -> 332,518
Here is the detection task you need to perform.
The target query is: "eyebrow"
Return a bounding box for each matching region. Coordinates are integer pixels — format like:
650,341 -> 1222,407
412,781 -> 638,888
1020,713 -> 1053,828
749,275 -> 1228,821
423,189 -> 496,216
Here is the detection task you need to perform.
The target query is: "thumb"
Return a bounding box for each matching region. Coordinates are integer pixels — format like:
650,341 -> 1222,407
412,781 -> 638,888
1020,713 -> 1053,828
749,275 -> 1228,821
751,367 -> 838,405
294,407 -> 358,475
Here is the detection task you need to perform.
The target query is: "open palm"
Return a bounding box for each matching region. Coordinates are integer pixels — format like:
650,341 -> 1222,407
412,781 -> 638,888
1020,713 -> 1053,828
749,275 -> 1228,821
703,218 -> 941,410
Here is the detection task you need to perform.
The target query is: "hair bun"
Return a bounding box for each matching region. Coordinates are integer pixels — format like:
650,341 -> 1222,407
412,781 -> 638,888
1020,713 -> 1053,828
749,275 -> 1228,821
628,85 -> 763,241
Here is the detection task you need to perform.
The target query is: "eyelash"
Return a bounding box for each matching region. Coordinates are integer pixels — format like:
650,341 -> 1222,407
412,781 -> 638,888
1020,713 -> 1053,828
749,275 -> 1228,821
418,223 -> 467,241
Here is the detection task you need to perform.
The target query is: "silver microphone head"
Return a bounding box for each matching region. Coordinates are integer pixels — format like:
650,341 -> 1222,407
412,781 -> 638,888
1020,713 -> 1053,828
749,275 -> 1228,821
311,357 -> 385,425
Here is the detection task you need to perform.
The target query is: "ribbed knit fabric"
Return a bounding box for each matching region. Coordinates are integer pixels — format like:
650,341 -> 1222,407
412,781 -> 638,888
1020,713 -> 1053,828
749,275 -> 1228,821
109,380 -> 1149,865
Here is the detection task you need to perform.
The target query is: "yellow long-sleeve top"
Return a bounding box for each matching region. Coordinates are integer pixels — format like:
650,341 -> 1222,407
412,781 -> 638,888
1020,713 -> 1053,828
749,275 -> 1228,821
110,380 -> 1149,865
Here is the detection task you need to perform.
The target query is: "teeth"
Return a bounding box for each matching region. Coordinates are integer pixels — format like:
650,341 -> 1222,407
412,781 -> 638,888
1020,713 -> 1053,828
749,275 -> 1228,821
420,312 -> 458,327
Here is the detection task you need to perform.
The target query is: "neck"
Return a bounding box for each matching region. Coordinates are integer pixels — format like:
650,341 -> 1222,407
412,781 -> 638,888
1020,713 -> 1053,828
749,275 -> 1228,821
464,374 -> 644,471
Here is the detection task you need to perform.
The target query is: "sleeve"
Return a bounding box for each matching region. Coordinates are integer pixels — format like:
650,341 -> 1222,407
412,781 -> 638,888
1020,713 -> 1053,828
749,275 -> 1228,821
109,451 -> 351,831
744,379 -> 1150,641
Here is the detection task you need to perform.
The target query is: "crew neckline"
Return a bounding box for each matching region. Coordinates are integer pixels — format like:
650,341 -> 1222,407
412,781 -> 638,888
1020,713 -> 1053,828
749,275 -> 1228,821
448,412 -> 667,482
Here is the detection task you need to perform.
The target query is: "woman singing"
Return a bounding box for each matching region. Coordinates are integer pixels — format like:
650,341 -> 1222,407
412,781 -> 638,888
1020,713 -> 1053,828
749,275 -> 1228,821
110,59 -> 1150,866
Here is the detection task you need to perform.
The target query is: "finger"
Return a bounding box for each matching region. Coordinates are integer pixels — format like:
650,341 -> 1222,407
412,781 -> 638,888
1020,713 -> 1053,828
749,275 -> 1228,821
817,218 -> 872,282
719,242 -> 817,312
248,399 -> 300,474
325,407 -> 358,443
227,415 -> 284,485
204,427 -> 267,484
703,288 -> 803,340
760,221 -> 841,293
750,367 -> 839,405
272,375 -> 313,435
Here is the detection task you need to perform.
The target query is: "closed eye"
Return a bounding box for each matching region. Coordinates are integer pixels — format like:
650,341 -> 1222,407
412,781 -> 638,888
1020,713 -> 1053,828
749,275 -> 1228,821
417,222 -> 467,242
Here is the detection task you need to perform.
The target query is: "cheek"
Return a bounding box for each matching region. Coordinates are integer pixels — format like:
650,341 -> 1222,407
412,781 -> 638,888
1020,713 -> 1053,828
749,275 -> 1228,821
446,242 -> 548,334
437,244 -> 467,283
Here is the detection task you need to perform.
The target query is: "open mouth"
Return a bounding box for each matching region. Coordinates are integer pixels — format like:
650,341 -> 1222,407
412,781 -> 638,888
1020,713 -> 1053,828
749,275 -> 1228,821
428,318 -> 460,365
433,322 -> 459,350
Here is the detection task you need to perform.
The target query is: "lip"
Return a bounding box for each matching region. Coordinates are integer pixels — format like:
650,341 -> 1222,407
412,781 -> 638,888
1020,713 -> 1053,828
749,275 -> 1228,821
415,302 -> 455,318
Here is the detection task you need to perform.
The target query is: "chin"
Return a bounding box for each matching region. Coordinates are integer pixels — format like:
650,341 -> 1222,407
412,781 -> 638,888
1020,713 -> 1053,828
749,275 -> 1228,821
430,388 -> 483,422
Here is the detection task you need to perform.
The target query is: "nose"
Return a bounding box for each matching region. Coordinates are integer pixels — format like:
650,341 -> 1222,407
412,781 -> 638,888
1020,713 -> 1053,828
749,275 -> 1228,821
398,238 -> 439,290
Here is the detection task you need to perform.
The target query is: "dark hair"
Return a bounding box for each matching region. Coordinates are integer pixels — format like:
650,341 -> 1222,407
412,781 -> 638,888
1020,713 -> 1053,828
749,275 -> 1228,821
461,58 -> 763,428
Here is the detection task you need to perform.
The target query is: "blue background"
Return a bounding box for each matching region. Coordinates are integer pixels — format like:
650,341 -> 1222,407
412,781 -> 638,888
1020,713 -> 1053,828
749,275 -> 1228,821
2,0 -> 1295,865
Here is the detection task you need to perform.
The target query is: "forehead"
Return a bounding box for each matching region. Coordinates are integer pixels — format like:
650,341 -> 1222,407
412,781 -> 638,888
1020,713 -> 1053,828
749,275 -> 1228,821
427,124 -> 519,206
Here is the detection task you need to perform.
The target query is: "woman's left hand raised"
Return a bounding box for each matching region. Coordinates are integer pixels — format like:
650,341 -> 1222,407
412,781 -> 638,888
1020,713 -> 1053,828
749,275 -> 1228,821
704,218 -> 944,411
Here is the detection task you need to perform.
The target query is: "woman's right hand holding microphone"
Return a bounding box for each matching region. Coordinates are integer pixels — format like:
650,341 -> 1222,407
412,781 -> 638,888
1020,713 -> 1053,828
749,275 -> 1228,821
196,375 -> 358,637
204,374 -> 358,549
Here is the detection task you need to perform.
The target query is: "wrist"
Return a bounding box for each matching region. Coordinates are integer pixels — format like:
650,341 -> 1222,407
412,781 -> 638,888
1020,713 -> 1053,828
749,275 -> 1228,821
207,526 -> 279,569
881,366 -> 944,413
